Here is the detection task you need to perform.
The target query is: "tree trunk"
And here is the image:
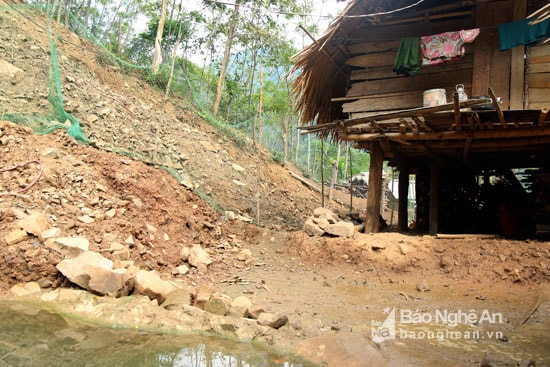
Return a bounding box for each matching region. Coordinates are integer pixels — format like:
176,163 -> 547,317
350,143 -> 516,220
152,0 -> 168,74
343,142 -> 349,182
165,30 -> 182,100
282,117 -> 288,166
64,0 -> 70,27
256,63 -> 263,225
84,0 -> 91,34
328,143 -> 341,201
307,134 -> 311,173
55,0 -> 64,25
295,127 -> 300,163
212,0 -> 240,116
117,18 -> 122,56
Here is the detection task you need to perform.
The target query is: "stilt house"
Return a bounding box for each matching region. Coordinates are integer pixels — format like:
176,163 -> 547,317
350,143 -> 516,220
291,0 -> 550,237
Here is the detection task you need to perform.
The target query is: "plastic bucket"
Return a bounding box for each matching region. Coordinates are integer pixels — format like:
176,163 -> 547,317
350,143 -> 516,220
423,89 -> 447,107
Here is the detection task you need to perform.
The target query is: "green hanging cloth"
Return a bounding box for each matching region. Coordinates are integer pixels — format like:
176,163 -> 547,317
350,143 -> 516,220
393,37 -> 421,76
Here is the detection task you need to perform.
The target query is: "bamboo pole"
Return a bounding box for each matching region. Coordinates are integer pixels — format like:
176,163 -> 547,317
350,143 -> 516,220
413,116 -> 434,132
453,92 -> 461,131
528,3 -> 550,24
538,108 -> 549,127
466,113 -> 475,129
341,99 -> 491,128
298,25 -> 347,79
489,87 -> 506,128
436,234 -> 497,239
340,125 -> 550,142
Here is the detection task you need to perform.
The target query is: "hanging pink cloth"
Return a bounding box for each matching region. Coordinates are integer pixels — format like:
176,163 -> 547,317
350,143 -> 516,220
421,28 -> 480,66
460,28 -> 480,43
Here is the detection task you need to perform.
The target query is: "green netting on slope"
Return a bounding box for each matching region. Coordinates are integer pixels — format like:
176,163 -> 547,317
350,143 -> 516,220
42,19 -> 87,143
0,3 -> 87,143
161,166 -> 224,214
0,3 -> 251,213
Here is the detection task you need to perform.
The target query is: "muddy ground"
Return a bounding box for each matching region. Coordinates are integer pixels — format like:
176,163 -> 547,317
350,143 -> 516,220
0,4 -> 549,367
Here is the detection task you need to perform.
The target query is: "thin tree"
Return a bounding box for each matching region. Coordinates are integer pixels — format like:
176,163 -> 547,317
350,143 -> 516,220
212,0 -> 240,116
295,127 -> 300,163
328,142 -> 341,201
83,0 -> 91,35
165,27 -> 181,100
152,0 -> 168,74
255,62 -> 263,225
282,117 -> 288,167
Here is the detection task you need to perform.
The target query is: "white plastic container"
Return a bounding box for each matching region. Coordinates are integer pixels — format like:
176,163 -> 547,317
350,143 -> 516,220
423,89 -> 447,107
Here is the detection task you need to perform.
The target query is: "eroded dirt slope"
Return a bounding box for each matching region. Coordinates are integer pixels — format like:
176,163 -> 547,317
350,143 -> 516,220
0,5 -> 333,230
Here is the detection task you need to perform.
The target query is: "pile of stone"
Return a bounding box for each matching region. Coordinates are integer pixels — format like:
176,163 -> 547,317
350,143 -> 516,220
182,284 -> 288,329
7,211 -> 287,331
303,207 -> 356,238
4,211 -> 206,297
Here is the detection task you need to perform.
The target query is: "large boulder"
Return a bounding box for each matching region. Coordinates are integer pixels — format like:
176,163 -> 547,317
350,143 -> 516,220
46,237 -> 90,258
162,288 -> 193,310
256,312 -> 288,329
325,221 -> 355,238
313,207 -> 339,223
193,284 -> 213,308
134,270 -> 178,304
18,213 -> 50,236
304,208 -> 355,238
303,217 -> 325,236
188,244 -> 212,268
229,295 -> 252,317
56,251 -> 133,296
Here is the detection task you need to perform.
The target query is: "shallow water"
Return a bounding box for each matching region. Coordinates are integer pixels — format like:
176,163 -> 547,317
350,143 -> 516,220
0,302 -> 315,367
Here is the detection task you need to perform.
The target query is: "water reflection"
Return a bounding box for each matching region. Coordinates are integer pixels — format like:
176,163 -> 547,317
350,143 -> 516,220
0,302 -> 314,367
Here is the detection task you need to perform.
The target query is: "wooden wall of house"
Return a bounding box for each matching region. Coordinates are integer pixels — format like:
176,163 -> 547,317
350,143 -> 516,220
343,44 -> 475,117
341,0 -> 548,118
528,44 -> 550,109
342,4 -> 477,118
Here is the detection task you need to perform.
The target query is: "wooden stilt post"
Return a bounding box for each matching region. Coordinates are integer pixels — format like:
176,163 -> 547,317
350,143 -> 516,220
429,161 -> 440,235
416,167 -> 429,232
321,139 -> 325,208
398,167 -> 410,232
365,142 -> 383,233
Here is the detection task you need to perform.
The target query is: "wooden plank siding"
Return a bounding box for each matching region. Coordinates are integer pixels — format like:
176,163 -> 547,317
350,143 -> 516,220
472,1 -> 513,108
347,69 -> 472,96
528,44 -> 550,109
343,92 -> 423,113
350,54 -> 473,81
343,13 -> 476,115
340,0 -> 547,119
509,0 -> 527,109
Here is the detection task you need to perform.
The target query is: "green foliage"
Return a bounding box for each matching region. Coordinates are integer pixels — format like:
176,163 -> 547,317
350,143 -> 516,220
271,151 -> 285,166
145,65 -> 172,90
